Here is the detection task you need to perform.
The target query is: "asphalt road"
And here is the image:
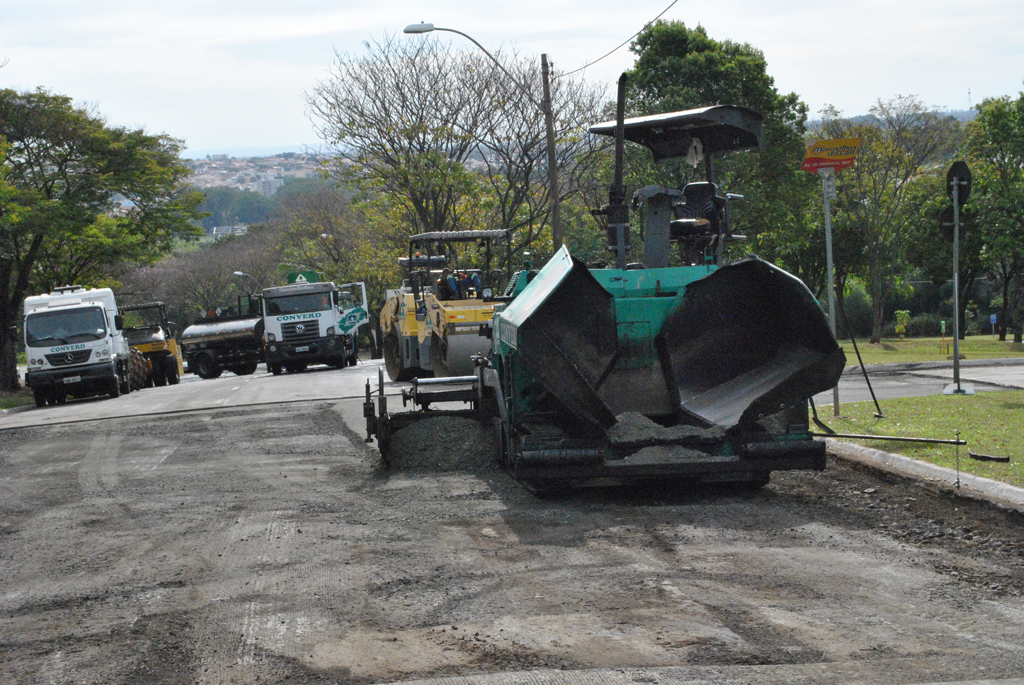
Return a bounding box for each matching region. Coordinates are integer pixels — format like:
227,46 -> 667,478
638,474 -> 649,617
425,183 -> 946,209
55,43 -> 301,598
3,360 -> 1024,684
2,361 -> 386,431
9,358 -> 1023,432
813,358 -> 1024,409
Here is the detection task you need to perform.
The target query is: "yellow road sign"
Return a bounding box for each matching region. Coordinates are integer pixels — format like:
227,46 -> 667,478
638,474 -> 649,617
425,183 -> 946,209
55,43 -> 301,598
802,138 -> 862,173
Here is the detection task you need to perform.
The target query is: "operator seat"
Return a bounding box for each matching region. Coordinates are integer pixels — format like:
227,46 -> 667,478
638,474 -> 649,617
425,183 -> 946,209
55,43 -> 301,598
669,182 -> 725,241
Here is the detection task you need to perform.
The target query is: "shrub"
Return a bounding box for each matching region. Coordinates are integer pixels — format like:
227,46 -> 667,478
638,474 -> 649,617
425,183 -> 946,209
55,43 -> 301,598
906,313 -> 943,337
894,310 -> 911,338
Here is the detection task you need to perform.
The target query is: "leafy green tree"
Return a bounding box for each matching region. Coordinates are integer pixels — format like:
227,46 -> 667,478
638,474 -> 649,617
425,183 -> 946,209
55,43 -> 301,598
624,20 -> 821,277
0,88 -> 203,389
275,177 -> 332,199
962,94 -> 1024,341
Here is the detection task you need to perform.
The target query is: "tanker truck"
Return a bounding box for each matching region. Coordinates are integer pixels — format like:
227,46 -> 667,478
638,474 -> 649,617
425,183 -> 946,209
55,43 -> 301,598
180,298 -> 264,379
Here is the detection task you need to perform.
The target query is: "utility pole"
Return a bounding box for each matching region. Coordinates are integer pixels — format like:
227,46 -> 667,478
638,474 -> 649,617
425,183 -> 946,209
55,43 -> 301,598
541,54 -> 562,252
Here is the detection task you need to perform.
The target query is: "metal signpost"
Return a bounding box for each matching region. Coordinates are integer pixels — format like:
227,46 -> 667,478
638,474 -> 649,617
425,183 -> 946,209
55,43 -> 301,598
943,161 -> 974,395
802,138 -> 862,415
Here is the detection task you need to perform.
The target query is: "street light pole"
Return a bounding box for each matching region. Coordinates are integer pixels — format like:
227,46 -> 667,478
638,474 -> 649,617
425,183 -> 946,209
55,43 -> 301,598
233,271 -> 263,295
404,22 -> 563,251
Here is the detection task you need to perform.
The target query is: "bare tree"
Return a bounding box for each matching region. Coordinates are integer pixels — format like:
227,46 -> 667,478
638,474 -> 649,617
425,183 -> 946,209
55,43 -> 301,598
468,52 -> 607,260
118,226 -> 286,327
305,34 -> 606,264
308,35 -> 490,235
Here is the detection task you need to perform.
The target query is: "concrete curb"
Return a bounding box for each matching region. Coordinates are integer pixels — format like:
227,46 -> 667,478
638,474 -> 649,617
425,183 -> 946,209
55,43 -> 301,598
826,438 -> 1024,512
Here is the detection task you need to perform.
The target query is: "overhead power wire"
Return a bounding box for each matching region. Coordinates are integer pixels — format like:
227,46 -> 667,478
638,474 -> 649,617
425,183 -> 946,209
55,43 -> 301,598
560,0 -> 680,77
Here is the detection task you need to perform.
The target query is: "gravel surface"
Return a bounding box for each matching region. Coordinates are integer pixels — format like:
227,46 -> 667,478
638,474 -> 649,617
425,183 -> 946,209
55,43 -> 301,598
2,403 -> 1024,684
388,416 -> 497,473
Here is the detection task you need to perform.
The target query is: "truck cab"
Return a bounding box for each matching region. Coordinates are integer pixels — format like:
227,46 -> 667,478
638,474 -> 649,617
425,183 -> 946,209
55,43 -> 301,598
23,286 -> 131,407
261,281 -> 367,374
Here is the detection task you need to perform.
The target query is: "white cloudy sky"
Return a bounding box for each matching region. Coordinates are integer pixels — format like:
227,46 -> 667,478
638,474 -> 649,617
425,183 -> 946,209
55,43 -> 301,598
2,0 -> 1021,157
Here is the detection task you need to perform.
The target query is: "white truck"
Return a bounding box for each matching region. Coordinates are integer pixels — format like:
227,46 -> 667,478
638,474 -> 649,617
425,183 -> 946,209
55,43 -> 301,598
262,281 -> 368,375
23,285 -> 131,407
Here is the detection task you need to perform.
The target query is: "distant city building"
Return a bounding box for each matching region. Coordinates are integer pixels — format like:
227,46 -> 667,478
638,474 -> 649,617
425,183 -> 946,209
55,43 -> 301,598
184,153 -> 322,193
250,176 -> 284,197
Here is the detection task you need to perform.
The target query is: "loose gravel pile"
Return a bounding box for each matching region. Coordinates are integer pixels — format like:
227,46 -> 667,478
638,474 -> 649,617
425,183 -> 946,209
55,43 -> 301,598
388,415 -> 498,473
608,411 -> 725,446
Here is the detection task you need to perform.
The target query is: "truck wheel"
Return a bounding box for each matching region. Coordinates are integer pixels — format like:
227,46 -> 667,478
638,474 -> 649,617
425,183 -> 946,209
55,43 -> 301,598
384,332 -> 414,382
153,360 -> 167,387
270,363 -> 283,376
129,349 -> 147,390
33,389 -> 47,408
347,335 -> 359,366
194,353 -> 221,380
234,362 -> 258,375
164,356 -> 180,385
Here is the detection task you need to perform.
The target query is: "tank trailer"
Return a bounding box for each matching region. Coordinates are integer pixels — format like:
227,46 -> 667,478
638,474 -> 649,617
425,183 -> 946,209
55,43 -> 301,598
180,313 -> 265,380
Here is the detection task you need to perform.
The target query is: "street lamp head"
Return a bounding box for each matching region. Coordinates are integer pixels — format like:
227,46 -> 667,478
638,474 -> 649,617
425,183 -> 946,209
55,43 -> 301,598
404,22 -> 435,34
233,271 -> 246,277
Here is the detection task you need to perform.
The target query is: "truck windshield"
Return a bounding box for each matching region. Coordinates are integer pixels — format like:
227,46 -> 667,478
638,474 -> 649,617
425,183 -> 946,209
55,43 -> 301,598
265,292 -> 331,315
26,306 -> 108,347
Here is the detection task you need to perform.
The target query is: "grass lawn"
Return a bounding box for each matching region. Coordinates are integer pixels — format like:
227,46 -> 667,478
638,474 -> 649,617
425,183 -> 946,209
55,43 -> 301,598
0,387 -> 35,411
840,335 -> 1024,366
826,391 -> 1024,489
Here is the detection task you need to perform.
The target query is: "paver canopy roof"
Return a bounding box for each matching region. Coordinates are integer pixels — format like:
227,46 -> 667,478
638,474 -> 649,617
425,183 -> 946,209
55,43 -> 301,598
590,105 -> 763,161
